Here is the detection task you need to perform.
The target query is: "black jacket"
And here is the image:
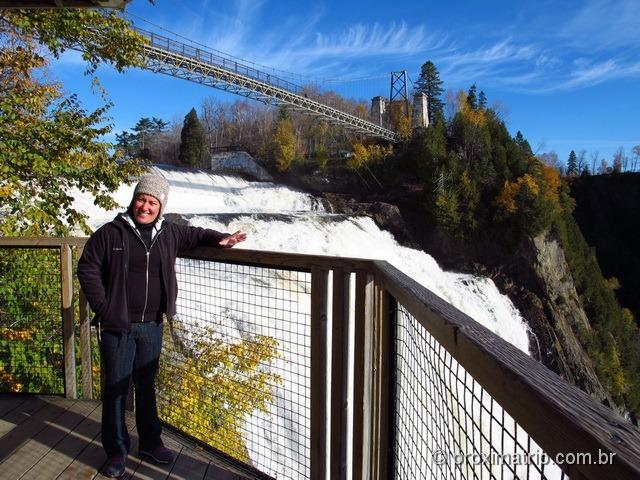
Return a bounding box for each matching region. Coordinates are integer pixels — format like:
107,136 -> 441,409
77,214 -> 228,333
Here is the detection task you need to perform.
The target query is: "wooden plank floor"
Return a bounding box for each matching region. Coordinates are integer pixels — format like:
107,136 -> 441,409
0,395 -> 268,480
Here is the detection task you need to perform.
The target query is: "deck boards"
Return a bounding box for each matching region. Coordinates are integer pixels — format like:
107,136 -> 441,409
0,395 -> 266,480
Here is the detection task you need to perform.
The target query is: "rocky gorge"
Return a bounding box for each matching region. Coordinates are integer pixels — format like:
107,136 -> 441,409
208,150 -> 627,416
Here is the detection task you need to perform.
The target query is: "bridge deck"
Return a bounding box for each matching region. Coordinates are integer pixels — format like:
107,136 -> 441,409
0,394 -> 262,480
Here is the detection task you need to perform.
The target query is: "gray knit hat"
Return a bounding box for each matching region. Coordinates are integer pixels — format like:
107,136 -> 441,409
132,174 -> 170,216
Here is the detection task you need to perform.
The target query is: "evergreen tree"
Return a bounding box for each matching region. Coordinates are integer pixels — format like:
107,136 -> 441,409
179,108 -> 206,167
115,131 -> 138,159
514,131 -> 533,156
478,90 -> 487,110
567,150 -> 578,176
467,84 -> 478,110
415,60 -> 444,123
152,117 -> 169,133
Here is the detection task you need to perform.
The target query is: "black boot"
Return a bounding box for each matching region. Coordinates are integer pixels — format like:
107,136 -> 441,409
103,455 -> 126,478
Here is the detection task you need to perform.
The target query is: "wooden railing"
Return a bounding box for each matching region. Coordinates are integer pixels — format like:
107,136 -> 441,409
1,237 -> 639,480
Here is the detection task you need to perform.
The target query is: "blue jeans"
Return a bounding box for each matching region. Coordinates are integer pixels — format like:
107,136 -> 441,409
100,322 -> 164,456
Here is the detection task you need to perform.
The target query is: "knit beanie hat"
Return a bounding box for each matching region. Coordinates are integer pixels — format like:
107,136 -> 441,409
131,174 -> 170,216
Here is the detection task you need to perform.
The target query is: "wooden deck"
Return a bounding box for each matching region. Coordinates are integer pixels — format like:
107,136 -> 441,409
0,395 -> 268,480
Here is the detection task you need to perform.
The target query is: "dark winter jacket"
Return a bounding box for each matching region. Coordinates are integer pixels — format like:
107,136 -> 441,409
77,213 -> 228,333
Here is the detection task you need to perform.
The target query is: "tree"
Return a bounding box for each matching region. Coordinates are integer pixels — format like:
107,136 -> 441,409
272,111 -> 298,172
632,145 -> 640,171
0,8 -> 145,398
415,60 -> 444,123
567,150 -> 578,176
158,321 -> 281,462
590,150 -> 600,174
178,108 -> 206,167
576,149 -> 587,174
539,151 -> 564,175
0,8 -> 146,235
612,147 -> 625,173
388,100 -> 412,142
597,158 -> 610,174
132,117 -> 154,158
514,131 -> 532,156
466,84 -> 478,110
478,90 -> 487,110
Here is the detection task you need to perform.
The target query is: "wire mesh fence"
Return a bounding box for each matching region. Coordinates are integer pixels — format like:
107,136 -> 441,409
0,247 -> 64,394
393,303 -> 567,480
157,256 -> 312,480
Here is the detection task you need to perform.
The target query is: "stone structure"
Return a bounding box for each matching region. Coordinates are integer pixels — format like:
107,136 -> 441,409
210,151 -> 273,181
412,92 -> 429,129
370,96 -> 387,126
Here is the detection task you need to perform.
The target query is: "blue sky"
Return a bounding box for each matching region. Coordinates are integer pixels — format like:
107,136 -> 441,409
52,0 -> 639,165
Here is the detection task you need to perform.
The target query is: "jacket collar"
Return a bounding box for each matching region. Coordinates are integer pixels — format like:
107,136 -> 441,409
117,212 -> 165,241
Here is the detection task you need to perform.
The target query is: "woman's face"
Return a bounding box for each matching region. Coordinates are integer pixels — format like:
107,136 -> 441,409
132,193 -> 160,224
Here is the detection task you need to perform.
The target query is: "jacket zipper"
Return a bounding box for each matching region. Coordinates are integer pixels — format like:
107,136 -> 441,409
131,226 -> 163,322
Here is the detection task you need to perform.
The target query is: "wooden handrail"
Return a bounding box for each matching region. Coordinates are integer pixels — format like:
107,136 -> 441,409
1,237 -> 639,479
0,237 -> 87,247
371,259 -> 640,480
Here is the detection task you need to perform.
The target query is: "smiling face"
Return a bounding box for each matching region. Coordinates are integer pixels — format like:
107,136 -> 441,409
132,193 -> 161,224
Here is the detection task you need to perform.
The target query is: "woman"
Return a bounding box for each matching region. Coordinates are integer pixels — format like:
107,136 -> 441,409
77,174 -> 246,478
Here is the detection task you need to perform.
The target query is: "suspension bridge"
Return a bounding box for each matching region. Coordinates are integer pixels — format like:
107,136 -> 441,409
134,26 -> 404,142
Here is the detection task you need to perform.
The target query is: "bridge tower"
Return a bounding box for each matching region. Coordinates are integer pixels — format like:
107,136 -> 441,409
370,96 -> 387,126
390,70 -> 409,116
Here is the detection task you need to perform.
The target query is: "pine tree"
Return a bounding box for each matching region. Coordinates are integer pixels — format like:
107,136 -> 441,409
415,60 -> 444,123
567,150 -> 578,176
179,108 -> 206,167
467,84 -> 478,110
478,90 -> 487,110
514,131 -> 533,156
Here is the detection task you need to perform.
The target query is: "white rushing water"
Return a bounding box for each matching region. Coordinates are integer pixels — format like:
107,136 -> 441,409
79,165 -> 530,354
78,165 -> 543,479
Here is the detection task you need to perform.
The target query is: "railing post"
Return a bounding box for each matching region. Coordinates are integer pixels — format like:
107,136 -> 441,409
311,267 -> 329,480
78,287 -> 93,400
358,273 -> 377,480
352,271 -> 368,480
331,268 -> 350,480
60,244 -> 77,399
373,284 -> 394,480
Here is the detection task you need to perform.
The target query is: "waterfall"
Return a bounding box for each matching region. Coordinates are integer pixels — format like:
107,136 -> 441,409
81,165 -> 530,354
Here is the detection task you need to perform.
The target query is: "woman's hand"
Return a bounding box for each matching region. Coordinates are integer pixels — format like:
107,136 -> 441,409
218,231 -> 247,247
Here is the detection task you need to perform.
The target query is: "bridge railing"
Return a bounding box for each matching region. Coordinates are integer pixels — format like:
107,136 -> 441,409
136,27 -> 307,97
1,237 -> 639,480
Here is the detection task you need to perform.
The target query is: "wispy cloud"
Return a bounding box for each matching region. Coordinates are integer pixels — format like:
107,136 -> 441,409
424,0 -> 640,94
310,22 -> 442,57
149,0 -> 450,78
561,0 -> 640,50
122,0 -> 640,94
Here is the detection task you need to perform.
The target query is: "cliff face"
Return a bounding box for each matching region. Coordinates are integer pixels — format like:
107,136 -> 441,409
320,192 -> 615,410
505,232 -> 612,406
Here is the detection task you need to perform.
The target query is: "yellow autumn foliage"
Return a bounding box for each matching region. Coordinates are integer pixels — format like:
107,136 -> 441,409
158,322 -> 281,463
347,143 -> 393,171
0,328 -> 35,341
458,90 -> 486,127
273,117 -> 298,172
494,174 -> 539,214
540,164 -> 561,205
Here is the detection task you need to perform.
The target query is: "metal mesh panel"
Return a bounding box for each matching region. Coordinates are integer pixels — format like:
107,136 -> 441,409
157,257 -> 311,480
0,248 -> 64,394
393,304 -> 567,480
